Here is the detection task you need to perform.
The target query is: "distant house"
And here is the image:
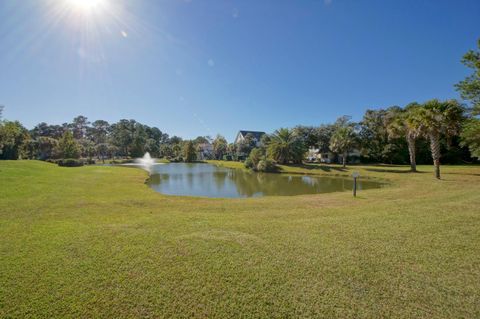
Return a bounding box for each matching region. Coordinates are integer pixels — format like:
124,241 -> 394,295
306,147 -> 361,164
306,147 -> 323,162
196,143 -> 213,160
234,130 -> 266,147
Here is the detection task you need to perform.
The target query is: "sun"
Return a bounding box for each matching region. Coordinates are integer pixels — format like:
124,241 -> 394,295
68,0 -> 106,12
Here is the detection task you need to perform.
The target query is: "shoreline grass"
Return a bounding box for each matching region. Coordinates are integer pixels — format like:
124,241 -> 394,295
1,160 -> 479,318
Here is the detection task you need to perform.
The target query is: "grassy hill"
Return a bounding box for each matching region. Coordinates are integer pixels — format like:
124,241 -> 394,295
1,160 -> 479,318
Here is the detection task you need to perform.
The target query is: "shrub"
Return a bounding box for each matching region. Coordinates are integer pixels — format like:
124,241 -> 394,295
58,158 -> 84,167
244,148 -> 263,169
244,157 -> 254,169
244,148 -> 278,172
256,159 -> 277,172
85,159 -> 96,165
249,148 -> 263,165
45,159 -> 59,164
111,159 -> 134,164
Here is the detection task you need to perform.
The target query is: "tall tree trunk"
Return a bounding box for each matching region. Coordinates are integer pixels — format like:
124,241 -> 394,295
429,132 -> 441,179
406,135 -> 417,172
342,151 -> 347,168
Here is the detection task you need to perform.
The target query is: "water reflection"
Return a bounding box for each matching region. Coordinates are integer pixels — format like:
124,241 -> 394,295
147,163 -> 383,198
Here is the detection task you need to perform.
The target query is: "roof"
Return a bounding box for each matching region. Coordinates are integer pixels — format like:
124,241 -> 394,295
237,130 -> 266,141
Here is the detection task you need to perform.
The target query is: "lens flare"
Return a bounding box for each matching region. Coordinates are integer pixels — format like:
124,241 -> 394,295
68,0 -> 106,11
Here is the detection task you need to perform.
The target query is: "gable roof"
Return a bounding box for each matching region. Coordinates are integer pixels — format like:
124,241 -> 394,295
238,130 -> 266,141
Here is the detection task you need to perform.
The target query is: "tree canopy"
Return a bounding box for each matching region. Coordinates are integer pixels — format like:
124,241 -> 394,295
58,131 -> 80,159
456,39 -> 480,115
267,128 -> 306,164
418,99 -> 465,179
460,118 -> 480,159
329,117 -> 357,168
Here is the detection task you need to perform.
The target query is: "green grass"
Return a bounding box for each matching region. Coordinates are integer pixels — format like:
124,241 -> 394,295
1,160 -> 479,318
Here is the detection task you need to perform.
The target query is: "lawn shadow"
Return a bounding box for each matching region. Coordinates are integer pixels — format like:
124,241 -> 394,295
287,164 -> 348,172
369,164 -> 412,168
443,172 -> 480,177
364,168 -> 427,174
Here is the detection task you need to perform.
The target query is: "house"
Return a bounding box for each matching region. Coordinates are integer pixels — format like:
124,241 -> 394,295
234,130 -> 266,147
306,147 -> 333,163
306,147 -> 324,162
306,147 -> 361,164
196,143 -> 213,160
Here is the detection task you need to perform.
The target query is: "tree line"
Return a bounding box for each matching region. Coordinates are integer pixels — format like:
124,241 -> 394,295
1,39 -> 479,177
237,39 -> 480,178
0,114 -> 201,163
246,98 -> 472,179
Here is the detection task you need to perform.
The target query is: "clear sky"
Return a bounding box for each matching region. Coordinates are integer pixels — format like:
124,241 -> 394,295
0,0 -> 479,141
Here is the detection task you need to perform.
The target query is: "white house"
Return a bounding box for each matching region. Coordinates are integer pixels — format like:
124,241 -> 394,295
196,143 -> 214,160
306,147 -> 361,164
306,147 -> 334,163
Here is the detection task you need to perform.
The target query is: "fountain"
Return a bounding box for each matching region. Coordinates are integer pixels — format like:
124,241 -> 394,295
135,152 -> 156,173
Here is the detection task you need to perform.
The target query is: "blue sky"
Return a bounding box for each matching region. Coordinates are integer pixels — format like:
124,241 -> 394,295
0,0 -> 479,141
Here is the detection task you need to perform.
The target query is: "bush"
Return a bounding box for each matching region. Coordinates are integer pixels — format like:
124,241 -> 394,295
85,159 -> 96,165
244,148 -> 263,169
244,148 -> 278,172
244,157 -> 254,169
111,159 -> 134,164
249,148 -> 263,165
58,158 -> 84,167
256,159 -> 277,172
44,159 -> 59,164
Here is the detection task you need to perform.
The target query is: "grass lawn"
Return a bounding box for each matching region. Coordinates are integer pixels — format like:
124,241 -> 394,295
1,160 -> 479,318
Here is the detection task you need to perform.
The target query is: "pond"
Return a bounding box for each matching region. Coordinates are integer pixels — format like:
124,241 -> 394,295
146,163 -> 383,198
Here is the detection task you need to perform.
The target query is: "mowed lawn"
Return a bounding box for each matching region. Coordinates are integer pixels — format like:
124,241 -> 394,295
0,161 -> 479,318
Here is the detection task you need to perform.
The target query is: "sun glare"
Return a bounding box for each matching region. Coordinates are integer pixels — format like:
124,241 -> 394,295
68,0 -> 106,12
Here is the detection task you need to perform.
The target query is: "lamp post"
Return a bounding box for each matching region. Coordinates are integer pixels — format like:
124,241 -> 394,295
352,171 -> 359,197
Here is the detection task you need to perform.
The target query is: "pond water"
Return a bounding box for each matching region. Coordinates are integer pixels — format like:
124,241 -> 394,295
147,163 -> 383,198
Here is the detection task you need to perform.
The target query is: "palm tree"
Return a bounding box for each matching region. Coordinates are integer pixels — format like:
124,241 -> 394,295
329,125 -> 356,168
267,128 -> 306,164
387,103 -> 423,172
418,99 -> 465,179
